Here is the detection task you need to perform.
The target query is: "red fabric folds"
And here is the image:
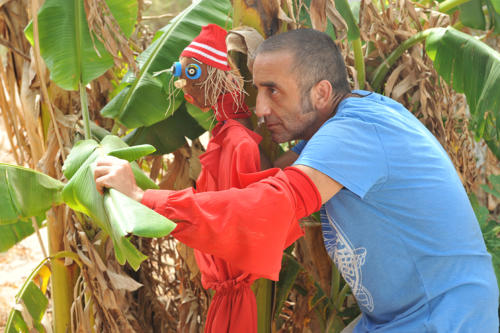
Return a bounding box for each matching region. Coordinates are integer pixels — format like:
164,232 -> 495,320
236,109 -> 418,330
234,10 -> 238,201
141,165 -> 321,279
141,121 -> 321,332
213,92 -> 251,122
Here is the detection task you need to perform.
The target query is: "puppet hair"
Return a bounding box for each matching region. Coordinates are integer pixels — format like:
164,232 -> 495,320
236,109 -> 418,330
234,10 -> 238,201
199,62 -> 245,119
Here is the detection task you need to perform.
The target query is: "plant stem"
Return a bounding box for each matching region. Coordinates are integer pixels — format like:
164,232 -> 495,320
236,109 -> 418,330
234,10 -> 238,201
439,0 -> 471,13
371,29 -> 434,92
80,83 -> 91,140
253,278 -> 272,333
47,208 -> 77,333
31,216 -> 48,259
352,38 -> 365,89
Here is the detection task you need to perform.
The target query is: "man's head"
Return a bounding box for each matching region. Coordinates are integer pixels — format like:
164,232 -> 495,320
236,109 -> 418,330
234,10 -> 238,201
252,29 -> 350,142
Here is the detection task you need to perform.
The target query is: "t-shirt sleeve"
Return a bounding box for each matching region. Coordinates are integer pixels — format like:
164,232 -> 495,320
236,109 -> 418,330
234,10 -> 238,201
291,140 -> 307,154
293,116 -> 388,198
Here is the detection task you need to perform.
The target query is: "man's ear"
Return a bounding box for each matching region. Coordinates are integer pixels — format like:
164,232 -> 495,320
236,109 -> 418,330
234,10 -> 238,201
311,80 -> 333,110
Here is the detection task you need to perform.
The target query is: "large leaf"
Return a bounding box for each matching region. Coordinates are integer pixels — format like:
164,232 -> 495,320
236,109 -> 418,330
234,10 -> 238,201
124,102 -> 207,154
0,216 -> 44,252
62,135 -> 176,270
425,27 -> 500,159
6,282 -> 48,333
100,0 -> 231,128
459,0 -> 486,30
25,0 -> 138,91
0,164 -> 64,225
5,259 -> 51,333
486,0 -> 500,33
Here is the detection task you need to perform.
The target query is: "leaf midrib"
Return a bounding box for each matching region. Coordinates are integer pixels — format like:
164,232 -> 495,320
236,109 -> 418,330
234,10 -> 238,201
75,0 -> 83,88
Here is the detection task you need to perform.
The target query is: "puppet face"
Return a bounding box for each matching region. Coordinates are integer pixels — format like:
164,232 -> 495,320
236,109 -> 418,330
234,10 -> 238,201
173,56 -> 213,111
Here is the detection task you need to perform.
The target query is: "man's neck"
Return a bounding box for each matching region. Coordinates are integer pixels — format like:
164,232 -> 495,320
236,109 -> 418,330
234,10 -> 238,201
329,91 -> 361,118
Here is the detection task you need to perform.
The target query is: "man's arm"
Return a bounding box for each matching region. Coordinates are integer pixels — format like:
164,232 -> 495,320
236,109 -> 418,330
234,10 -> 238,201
293,164 -> 343,204
94,156 -> 343,206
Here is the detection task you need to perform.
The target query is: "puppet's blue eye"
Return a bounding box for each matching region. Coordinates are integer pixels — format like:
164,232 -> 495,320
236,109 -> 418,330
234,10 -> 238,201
185,63 -> 201,80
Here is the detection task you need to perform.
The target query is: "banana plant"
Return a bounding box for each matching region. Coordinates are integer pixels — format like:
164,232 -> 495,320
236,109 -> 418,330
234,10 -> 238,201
21,2 -> 139,330
0,135 -> 175,331
24,0 -> 137,91
371,26 -> 500,159
333,0 -> 365,88
0,216 -> 44,252
24,0 -> 138,139
4,253 -> 75,333
0,136 -> 176,270
439,0 -> 500,33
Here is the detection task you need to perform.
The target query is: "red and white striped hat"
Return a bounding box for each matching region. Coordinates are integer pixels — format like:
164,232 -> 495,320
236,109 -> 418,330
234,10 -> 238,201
180,24 -> 231,71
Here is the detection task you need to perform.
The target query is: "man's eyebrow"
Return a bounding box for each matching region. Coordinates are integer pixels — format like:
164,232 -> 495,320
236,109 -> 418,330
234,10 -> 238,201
253,81 -> 277,88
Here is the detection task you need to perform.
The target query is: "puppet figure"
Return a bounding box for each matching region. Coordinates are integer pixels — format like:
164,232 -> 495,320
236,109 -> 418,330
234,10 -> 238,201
162,24 -> 305,332
171,24 -> 262,332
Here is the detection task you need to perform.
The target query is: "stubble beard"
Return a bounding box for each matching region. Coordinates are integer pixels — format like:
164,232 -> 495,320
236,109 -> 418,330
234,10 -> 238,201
270,94 -> 317,143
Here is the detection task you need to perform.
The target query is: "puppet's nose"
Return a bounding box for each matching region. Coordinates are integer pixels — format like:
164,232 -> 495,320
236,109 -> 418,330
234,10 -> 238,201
174,79 -> 186,89
171,62 -> 182,77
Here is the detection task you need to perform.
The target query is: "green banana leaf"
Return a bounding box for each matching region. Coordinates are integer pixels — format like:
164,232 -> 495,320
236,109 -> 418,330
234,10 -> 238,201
459,0 -> 486,30
5,281 -> 48,333
124,102 -> 208,154
100,0 -> 232,129
486,0 -> 500,33
186,103 -> 215,132
108,144 -> 156,161
0,164 -> 64,225
425,27 -> 500,159
62,135 -> 176,270
0,216 -> 44,252
25,0 -> 138,91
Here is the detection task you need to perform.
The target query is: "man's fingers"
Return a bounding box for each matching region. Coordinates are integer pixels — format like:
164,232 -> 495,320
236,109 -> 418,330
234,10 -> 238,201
95,174 -> 112,195
93,164 -> 116,195
93,165 -> 112,180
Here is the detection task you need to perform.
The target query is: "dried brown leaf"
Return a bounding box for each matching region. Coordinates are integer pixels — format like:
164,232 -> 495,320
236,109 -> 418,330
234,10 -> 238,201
84,0 -> 138,75
107,270 -> 143,292
310,0 -> 327,31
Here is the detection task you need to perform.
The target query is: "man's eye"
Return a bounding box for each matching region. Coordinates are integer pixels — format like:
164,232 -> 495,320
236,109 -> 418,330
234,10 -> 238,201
269,87 -> 277,94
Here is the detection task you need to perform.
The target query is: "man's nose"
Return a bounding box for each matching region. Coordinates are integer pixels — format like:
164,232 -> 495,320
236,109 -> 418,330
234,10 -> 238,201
255,93 -> 271,118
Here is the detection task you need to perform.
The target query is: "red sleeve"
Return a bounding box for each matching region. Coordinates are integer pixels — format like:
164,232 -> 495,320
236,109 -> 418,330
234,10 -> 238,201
142,166 -> 321,280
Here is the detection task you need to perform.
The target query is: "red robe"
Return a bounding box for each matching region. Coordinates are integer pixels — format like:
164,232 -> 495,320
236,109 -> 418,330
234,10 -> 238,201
195,118 -> 262,332
141,94 -> 319,332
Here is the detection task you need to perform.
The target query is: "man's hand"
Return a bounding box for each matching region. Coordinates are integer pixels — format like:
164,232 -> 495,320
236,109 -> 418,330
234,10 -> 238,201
93,155 -> 144,202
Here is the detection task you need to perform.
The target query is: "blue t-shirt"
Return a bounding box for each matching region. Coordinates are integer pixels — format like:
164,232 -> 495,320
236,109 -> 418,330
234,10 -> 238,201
293,91 -> 498,332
